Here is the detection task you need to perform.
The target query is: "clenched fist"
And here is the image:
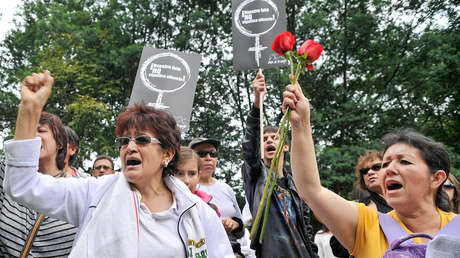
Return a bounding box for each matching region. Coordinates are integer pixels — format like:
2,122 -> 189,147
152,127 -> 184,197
14,70 -> 54,140
21,70 -> 54,109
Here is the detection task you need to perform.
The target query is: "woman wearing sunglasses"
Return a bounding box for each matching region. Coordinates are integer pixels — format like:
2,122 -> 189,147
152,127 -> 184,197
443,174 -> 460,214
282,79 -> 457,257
4,71 -> 233,258
353,150 -> 392,213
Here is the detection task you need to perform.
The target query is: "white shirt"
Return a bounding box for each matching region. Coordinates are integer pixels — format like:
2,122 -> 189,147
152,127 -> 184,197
314,230 -> 338,258
198,180 -> 242,219
4,137 -> 235,258
138,197 -> 185,258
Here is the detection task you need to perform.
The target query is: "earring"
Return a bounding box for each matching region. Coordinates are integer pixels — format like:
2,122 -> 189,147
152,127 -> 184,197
163,160 -> 169,167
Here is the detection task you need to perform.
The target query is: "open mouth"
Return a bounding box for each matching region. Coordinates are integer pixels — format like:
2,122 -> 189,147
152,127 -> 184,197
266,145 -> 276,153
126,159 -> 141,166
387,182 -> 403,191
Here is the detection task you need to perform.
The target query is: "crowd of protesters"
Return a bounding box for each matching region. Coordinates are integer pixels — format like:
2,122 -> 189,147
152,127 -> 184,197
1,70 -> 459,258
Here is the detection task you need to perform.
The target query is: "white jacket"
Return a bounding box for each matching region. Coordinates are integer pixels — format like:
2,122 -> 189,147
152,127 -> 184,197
4,137 -> 234,258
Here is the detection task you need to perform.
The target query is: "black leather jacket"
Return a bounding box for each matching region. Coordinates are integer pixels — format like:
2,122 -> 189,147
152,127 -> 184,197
242,106 -> 318,258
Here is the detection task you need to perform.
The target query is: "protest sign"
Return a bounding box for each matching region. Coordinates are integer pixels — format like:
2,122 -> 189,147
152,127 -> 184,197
232,0 -> 288,70
129,47 -> 202,133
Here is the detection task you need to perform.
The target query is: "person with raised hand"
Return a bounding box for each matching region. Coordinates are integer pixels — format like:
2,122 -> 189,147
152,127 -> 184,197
0,71 -> 80,257
242,70 -> 317,258
282,75 -> 458,257
4,70 -> 233,258
329,150 -> 393,257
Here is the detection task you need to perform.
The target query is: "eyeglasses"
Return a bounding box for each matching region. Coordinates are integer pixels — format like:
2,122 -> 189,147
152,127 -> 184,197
443,183 -> 455,189
360,164 -> 382,175
94,165 -> 112,171
197,150 -> 218,158
115,135 -> 161,148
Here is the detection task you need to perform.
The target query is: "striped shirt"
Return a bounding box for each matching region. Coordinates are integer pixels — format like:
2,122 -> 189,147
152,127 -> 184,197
0,161 -> 78,257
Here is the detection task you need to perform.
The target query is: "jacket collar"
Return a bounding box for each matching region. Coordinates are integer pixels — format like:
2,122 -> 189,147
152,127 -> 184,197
163,176 -> 198,214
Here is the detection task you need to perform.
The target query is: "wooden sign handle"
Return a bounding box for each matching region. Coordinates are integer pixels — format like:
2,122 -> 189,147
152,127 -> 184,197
260,91 -> 264,160
257,68 -> 265,160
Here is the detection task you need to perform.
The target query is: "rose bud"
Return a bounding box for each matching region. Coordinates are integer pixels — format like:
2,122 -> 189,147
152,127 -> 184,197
272,31 -> 296,56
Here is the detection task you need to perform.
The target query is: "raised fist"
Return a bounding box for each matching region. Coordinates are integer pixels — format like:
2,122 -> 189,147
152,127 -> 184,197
21,70 -> 54,109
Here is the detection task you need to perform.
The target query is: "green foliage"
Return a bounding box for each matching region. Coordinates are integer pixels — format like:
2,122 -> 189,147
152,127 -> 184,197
317,143 -> 380,199
0,90 -> 19,132
64,95 -> 117,169
290,0 -> 460,198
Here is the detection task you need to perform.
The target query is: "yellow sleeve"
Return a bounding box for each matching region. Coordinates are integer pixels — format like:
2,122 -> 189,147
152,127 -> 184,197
351,202 -> 388,258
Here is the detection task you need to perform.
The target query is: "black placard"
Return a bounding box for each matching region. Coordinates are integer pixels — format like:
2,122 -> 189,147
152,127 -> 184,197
232,0 -> 288,70
129,47 -> 202,133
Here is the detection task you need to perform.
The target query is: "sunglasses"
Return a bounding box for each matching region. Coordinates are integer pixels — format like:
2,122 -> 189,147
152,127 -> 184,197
360,164 -> 382,175
94,165 -> 112,171
197,150 -> 218,158
443,183 -> 455,189
115,135 -> 161,148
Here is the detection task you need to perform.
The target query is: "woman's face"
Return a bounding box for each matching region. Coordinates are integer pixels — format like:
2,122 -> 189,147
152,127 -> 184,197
37,123 -> 58,163
193,143 -> 217,180
361,158 -> 383,194
175,159 -> 200,192
119,128 -> 172,186
381,143 -> 437,212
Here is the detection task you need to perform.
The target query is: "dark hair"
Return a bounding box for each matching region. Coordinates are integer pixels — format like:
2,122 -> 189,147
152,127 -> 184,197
263,125 -> 290,146
351,184 -> 371,201
263,125 -> 278,134
39,112 -> 67,170
447,174 -> 460,213
93,155 -> 114,170
381,129 -> 451,211
115,105 -> 181,176
354,150 -> 383,191
64,126 -> 79,166
263,125 -> 290,163
176,146 -> 200,173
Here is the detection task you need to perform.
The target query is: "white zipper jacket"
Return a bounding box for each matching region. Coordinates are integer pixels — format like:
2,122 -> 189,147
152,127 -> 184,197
4,137 -> 234,258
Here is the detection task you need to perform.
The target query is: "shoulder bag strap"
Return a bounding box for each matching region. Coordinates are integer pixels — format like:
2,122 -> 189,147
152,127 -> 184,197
20,170 -> 68,257
20,214 -> 44,258
378,212 -> 411,244
436,215 -> 460,237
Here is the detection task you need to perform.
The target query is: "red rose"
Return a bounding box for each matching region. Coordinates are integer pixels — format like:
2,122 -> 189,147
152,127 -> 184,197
272,32 -> 296,56
297,39 -> 323,68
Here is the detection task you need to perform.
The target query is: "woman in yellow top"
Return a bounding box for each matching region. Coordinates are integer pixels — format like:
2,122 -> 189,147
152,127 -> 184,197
281,76 -> 457,258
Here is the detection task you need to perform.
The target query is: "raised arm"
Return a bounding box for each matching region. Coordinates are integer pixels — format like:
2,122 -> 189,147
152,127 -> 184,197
15,71 -> 53,140
242,70 -> 266,167
282,77 -> 359,251
4,71 -> 90,226
4,140 -> 90,226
